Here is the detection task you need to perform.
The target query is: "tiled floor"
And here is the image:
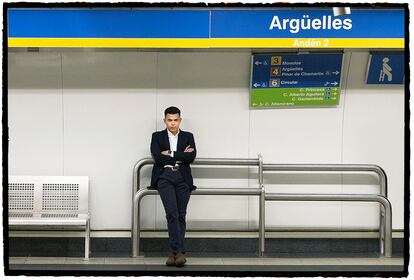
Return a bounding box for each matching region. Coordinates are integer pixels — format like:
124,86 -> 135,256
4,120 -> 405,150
10,256 -> 404,266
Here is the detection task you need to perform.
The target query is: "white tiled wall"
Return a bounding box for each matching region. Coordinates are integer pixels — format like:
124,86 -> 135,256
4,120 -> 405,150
8,53 -> 64,175
8,50 -> 405,230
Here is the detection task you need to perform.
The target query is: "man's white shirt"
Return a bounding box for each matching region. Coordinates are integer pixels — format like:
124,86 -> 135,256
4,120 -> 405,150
167,129 -> 180,158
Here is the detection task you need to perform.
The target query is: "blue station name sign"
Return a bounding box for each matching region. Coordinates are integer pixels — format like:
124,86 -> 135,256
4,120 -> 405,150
211,9 -> 403,38
8,8 -> 405,48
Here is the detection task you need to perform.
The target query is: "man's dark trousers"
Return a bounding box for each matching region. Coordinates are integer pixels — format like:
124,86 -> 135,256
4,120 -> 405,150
157,168 -> 191,254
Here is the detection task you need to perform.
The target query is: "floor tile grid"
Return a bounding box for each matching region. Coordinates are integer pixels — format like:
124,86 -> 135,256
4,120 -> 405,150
9,257 -> 404,266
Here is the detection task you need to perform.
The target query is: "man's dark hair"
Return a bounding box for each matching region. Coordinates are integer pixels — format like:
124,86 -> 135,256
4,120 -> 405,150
164,106 -> 181,116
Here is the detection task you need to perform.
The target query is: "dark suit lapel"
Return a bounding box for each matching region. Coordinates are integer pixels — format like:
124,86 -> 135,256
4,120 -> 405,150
177,131 -> 184,152
163,129 -> 170,150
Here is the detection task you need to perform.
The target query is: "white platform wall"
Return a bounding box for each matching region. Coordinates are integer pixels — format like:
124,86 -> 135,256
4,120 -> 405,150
8,50 -> 405,231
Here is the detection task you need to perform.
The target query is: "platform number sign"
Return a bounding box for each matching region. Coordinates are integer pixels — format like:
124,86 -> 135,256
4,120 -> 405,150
271,56 -> 282,65
271,67 -> 281,77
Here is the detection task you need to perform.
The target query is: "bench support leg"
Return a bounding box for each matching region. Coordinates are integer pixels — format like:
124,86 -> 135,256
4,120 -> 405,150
85,216 -> 90,259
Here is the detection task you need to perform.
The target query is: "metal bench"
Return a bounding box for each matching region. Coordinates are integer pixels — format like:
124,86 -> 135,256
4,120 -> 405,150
8,176 -> 91,259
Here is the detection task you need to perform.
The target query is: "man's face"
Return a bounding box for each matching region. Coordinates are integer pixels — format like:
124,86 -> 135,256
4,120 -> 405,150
164,113 -> 181,134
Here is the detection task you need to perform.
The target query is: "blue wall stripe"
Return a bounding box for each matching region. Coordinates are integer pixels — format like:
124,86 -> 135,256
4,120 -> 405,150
8,9 -> 404,39
8,9 -> 210,38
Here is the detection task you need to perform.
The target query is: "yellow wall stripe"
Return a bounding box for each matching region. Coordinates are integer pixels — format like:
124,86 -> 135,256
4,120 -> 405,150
210,38 -> 405,49
8,38 -> 405,49
7,38 -> 211,48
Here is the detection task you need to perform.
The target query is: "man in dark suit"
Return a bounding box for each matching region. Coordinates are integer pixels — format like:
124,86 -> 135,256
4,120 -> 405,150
150,106 -> 196,267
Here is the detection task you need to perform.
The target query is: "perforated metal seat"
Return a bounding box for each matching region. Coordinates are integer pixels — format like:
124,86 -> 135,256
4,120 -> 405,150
8,176 -> 90,259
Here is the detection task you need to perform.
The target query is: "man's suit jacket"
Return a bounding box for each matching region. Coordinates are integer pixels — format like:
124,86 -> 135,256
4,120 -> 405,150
150,129 -> 197,191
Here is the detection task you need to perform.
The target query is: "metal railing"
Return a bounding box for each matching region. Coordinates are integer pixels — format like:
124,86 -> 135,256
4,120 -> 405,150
265,193 -> 392,257
132,187 -> 263,258
131,156 -> 392,258
132,155 -> 264,257
262,164 -> 389,256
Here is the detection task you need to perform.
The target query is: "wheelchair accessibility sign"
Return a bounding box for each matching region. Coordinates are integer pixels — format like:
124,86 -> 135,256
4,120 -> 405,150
366,53 -> 404,84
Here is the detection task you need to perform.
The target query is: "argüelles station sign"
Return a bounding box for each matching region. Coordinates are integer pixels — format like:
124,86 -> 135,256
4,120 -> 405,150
8,8 -> 404,48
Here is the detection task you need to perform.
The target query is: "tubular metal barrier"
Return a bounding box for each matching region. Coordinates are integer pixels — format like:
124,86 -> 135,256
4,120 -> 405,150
261,164 -> 388,196
132,187 -> 263,258
265,193 -> 392,257
131,157 -> 154,234
132,155 -> 264,258
262,164 -> 389,256
258,154 -> 265,256
131,157 -> 391,258
132,157 -> 261,195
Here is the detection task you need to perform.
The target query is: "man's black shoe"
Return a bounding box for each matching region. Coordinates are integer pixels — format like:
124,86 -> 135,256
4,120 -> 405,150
175,252 -> 186,267
166,254 -> 176,266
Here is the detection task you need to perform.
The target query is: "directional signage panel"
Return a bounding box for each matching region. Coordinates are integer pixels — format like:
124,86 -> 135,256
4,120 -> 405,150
251,53 -> 343,107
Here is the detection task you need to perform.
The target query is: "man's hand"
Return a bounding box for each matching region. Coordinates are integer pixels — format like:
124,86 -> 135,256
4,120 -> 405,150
161,146 -> 193,156
184,145 -> 194,153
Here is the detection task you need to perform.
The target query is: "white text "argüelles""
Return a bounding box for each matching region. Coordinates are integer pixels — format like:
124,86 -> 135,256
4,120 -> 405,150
269,15 -> 352,33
